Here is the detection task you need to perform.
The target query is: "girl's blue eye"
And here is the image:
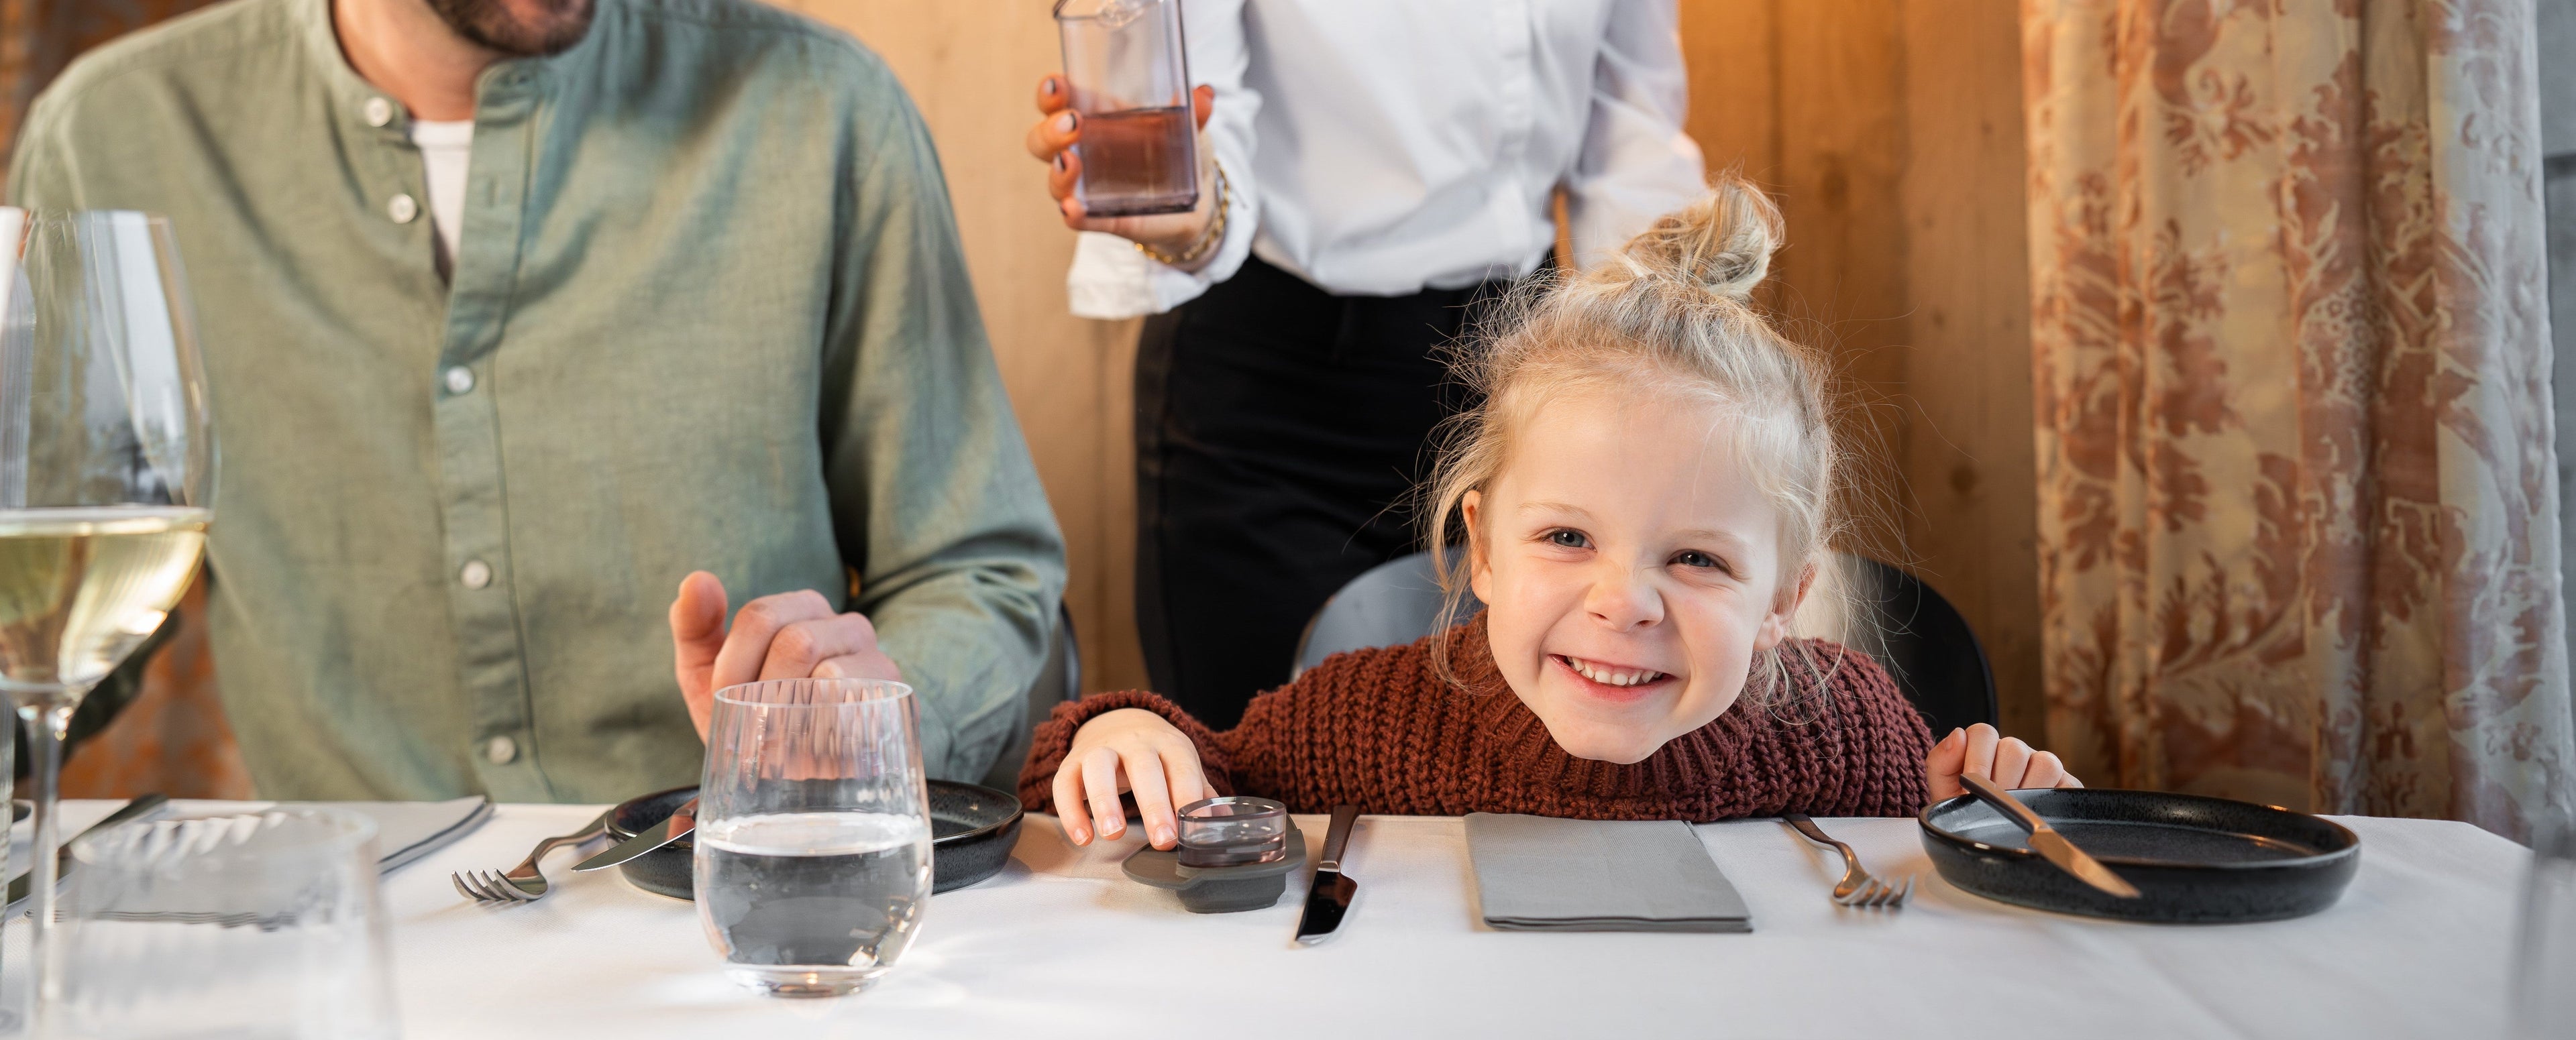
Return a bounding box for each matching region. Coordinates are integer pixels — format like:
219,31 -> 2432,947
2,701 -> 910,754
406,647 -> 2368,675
1548,529 -> 1590,549
1674,551 -> 1719,570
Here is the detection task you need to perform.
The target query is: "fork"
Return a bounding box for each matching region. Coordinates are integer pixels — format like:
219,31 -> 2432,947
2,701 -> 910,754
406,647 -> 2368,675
453,809 -> 614,905
1784,813 -> 1913,909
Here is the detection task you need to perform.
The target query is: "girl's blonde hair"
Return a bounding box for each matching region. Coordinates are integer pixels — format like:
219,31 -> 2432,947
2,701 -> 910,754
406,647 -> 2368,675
1426,174 -> 1850,705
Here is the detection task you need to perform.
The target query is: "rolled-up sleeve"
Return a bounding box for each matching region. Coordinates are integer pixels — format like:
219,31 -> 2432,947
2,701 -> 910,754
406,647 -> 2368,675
1566,0 -> 1707,268
822,66 -> 1069,782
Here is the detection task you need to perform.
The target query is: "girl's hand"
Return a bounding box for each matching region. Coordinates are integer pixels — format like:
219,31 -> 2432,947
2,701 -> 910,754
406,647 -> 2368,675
1925,723 -> 2082,801
1022,74 -> 1220,262
1053,708 -> 1214,850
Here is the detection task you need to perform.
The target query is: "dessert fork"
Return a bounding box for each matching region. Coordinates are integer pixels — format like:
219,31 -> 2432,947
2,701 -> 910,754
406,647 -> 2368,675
453,809 -> 613,905
1784,813 -> 1913,909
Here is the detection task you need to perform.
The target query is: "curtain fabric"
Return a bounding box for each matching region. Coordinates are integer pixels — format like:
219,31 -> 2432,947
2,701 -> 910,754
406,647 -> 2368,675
2025,0 -> 2571,836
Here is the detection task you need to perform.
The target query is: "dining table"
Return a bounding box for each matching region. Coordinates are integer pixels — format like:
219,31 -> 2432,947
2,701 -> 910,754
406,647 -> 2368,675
1,799 -> 2532,1039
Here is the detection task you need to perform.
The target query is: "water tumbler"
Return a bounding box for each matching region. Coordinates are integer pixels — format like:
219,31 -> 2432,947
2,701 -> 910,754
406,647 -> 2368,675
1176,796 -> 1288,868
1053,0 -> 1199,217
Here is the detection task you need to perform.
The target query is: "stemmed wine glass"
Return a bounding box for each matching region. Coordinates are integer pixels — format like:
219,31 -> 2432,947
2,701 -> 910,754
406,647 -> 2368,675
0,207 -> 216,1029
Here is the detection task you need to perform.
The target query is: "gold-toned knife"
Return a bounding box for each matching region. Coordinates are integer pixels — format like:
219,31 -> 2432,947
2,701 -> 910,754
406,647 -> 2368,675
1957,773 -> 2141,899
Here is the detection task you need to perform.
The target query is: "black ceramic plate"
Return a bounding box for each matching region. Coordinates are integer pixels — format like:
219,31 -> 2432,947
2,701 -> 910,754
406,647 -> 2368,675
606,781 -> 1024,901
1919,788 -> 2360,923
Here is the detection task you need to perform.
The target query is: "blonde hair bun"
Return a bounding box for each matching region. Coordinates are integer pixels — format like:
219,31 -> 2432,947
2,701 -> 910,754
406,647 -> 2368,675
1611,174 -> 1782,302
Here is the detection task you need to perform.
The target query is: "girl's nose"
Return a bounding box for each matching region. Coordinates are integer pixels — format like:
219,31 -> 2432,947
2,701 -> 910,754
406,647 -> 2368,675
1583,563 -> 1664,631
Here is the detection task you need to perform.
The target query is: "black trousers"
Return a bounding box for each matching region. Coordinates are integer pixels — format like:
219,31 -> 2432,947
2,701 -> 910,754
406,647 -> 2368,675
1133,255 -> 1511,728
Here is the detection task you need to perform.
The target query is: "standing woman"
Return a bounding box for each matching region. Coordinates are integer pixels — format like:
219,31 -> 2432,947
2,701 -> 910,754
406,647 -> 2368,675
1027,0 -> 1706,727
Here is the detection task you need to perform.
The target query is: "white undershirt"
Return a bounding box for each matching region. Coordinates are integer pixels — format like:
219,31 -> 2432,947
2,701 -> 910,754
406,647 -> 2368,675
409,119 -> 474,275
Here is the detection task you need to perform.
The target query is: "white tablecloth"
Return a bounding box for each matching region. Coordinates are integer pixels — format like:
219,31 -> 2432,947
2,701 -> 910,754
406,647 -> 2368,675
4,800 -> 2532,1039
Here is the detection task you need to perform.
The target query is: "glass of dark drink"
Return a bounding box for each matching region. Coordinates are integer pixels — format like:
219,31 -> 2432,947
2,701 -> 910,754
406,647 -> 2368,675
1053,0 -> 1198,217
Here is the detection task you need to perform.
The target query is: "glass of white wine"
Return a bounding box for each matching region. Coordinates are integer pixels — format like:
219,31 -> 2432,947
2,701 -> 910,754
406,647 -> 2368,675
0,207 -> 215,1030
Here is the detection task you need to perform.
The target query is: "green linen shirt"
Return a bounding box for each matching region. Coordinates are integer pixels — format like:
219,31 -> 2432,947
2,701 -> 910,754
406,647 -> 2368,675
5,0 -> 1067,801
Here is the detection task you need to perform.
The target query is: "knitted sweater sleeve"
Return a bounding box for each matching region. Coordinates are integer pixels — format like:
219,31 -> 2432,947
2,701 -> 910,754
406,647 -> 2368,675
1776,642 -> 1937,817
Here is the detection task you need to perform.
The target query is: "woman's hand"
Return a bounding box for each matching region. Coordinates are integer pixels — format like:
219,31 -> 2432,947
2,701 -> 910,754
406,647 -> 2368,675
1925,723 -> 2082,801
1024,74 -> 1220,263
1053,707 -> 1213,850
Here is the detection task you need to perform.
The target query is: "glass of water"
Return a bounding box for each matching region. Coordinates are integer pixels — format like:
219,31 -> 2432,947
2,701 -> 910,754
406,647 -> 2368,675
55,809 -> 396,1039
696,677 -> 932,998
2515,806 -> 2576,1038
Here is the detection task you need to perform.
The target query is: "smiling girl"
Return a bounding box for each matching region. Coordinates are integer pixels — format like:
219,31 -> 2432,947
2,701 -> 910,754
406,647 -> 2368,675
1022,176 -> 2078,850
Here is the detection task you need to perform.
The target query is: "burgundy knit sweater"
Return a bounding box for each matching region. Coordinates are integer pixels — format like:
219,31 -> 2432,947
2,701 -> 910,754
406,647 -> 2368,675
1019,618 -> 1935,821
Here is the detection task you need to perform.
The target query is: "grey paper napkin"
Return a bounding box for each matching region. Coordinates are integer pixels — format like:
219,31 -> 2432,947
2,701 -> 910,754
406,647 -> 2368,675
282,797 -> 492,874
1464,813 -> 1751,932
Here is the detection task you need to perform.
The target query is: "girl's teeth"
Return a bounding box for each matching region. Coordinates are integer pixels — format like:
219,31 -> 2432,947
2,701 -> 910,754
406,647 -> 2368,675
1566,656 -> 1662,687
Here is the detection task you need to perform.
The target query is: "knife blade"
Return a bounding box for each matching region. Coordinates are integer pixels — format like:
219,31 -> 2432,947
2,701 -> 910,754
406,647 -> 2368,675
7,793 -> 172,915
572,797 -> 696,872
1957,773 -> 2141,899
1293,804 -> 1361,945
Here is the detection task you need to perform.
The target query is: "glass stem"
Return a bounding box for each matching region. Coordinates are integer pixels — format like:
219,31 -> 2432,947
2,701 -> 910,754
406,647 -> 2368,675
19,697 -> 76,1031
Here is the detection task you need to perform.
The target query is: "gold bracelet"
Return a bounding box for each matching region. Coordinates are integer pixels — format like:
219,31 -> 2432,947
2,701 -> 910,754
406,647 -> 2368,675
1134,160 -> 1229,268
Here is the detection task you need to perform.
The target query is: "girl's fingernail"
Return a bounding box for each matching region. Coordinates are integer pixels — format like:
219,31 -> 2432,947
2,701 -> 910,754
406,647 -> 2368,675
1154,826 -> 1174,846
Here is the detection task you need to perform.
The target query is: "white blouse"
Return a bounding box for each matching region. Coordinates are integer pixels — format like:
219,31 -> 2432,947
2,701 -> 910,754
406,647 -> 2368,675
1065,0 -> 1708,319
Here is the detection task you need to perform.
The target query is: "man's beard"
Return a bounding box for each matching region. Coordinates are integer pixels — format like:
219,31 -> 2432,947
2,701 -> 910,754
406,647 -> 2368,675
425,0 -> 596,57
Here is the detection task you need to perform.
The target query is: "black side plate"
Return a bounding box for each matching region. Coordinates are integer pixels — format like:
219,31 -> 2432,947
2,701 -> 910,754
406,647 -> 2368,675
607,780 -> 1024,901
1919,787 -> 2360,923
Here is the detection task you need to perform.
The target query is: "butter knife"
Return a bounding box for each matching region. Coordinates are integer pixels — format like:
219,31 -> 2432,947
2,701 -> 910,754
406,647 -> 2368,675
1293,804 -> 1361,945
572,797 -> 695,872
1958,773 -> 2141,899
6,793 -> 172,915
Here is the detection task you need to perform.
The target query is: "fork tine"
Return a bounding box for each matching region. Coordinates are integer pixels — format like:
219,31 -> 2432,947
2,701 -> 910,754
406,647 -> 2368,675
451,872 -> 480,902
1874,878 -> 1901,908
1894,874 -> 1916,906
482,871 -> 534,903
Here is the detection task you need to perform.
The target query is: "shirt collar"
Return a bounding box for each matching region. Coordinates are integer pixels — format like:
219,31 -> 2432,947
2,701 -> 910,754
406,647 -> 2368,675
294,0 -> 591,134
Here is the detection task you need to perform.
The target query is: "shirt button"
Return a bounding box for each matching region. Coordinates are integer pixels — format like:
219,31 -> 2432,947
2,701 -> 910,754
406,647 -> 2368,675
362,97 -> 394,127
443,366 -> 476,395
484,736 -> 518,765
460,559 -> 492,589
388,194 -> 419,224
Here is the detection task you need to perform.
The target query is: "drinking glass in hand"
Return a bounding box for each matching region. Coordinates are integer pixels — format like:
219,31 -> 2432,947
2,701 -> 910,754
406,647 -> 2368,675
57,809 -> 397,1039
0,208 -> 215,1028
2514,807 -> 2576,1038
697,678 -> 932,997
1054,0 -> 1197,217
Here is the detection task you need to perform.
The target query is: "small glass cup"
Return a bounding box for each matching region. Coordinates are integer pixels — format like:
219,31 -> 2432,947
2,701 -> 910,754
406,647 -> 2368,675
696,678 -> 932,998
1176,796 -> 1287,868
2514,806 -> 2576,1037
55,809 -> 396,1040
1053,0 -> 1199,217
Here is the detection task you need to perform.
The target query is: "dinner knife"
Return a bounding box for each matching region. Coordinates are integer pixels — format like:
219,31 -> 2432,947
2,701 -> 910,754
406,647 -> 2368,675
572,797 -> 696,872
1293,804 -> 1361,945
6,793 -> 172,915
1958,773 -> 2141,899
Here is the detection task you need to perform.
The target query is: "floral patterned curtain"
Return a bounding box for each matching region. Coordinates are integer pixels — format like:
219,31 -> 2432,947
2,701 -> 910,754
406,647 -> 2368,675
2026,0 -> 2571,837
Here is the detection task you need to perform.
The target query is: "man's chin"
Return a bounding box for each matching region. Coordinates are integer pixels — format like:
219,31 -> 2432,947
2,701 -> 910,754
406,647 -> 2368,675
430,0 -> 597,57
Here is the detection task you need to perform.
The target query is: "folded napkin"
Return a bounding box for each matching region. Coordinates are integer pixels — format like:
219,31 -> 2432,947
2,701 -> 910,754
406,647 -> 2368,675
1464,813 -> 1752,933
279,797 -> 492,874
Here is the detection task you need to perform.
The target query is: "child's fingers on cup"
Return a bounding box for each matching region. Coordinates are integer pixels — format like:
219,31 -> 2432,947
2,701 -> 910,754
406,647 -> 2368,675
1120,748 -> 1181,849
1051,763 -> 1091,845
1080,746 -> 1128,841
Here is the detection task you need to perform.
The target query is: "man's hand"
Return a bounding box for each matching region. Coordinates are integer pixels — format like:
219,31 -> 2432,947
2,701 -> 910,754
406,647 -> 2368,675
669,571 -> 902,742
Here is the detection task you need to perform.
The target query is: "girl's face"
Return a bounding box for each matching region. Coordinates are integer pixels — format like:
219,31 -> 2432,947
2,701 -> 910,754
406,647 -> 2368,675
1465,390 -> 1807,764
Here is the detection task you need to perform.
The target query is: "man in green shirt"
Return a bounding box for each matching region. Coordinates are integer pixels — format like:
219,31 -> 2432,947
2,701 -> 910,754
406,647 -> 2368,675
5,0 -> 1067,801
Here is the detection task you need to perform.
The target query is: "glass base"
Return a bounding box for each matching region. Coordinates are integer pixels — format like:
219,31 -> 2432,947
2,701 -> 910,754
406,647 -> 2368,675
725,966 -> 885,998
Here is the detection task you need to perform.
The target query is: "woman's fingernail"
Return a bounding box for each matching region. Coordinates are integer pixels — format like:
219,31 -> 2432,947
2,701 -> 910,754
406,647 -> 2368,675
1043,77 -> 1059,95
1052,153 -> 1067,173
1056,112 -> 1077,133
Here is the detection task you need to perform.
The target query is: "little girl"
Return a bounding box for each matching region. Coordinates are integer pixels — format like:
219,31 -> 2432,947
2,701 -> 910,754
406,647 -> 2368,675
1024,176 -> 2078,850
